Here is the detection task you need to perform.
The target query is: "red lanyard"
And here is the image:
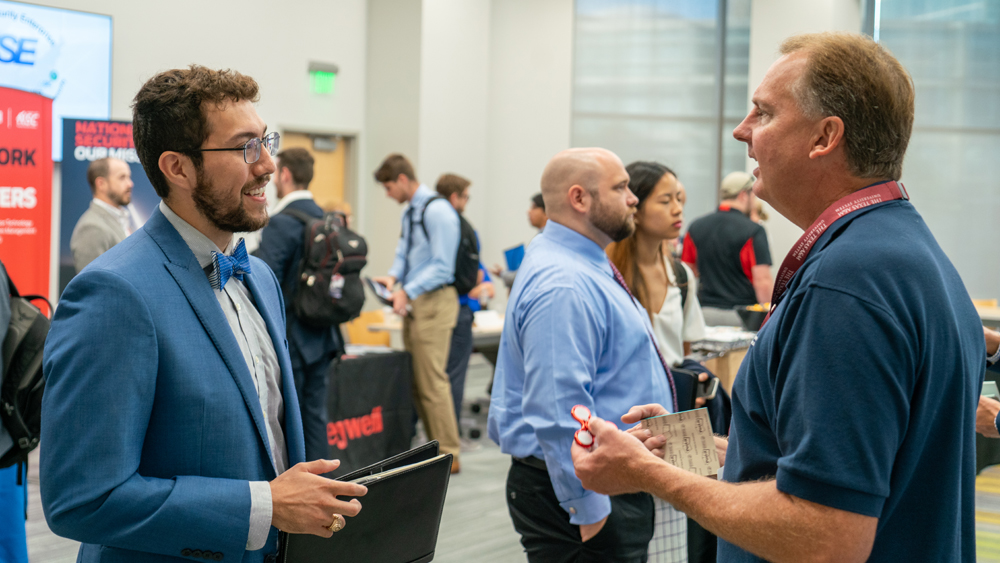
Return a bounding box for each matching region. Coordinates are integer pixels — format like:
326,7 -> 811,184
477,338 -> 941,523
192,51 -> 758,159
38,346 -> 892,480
761,180 -> 909,327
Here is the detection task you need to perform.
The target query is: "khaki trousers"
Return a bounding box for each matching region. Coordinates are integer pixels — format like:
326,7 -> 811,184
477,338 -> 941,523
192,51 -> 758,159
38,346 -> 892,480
403,286 -> 461,458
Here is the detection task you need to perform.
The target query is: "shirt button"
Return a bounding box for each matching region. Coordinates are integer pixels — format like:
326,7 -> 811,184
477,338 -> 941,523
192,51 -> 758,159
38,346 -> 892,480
235,303 -> 242,311
254,356 -> 260,364
569,507 -> 576,515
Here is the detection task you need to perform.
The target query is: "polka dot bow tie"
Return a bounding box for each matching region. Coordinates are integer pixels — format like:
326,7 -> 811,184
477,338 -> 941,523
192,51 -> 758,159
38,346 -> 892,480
209,238 -> 251,291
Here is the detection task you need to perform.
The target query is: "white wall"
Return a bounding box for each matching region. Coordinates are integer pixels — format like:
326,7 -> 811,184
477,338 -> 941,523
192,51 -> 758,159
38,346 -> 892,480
746,0 -> 862,267
362,0 -> 575,314
35,0 -> 368,132
482,0 -> 574,310
364,0 -> 423,281
39,0 -> 369,298
417,0 -> 491,235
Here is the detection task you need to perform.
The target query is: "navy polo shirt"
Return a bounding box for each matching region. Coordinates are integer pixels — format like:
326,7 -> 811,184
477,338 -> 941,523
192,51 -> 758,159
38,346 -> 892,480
721,200 -> 984,562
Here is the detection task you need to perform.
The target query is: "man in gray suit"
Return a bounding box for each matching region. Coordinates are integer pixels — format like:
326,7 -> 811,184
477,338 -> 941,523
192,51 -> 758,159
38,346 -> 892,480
70,157 -> 135,272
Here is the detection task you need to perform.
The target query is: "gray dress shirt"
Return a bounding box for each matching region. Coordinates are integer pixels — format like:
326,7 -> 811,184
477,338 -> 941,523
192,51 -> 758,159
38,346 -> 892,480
160,202 -> 286,551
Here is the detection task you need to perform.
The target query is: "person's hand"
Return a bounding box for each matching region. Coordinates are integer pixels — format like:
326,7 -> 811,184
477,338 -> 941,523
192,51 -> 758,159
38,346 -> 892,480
270,460 -> 368,537
714,435 -> 729,467
391,289 -> 409,317
977,395 -> 1000,438
986,326 -> 1000,358
489,264 -> 503,278
579,516 -> 608,542
625,425 -> 667,457
571,416 -> 658,496
694,371 -> 709,408
622,405 -> 669,456
373,276 -> 396,290
620,404 -> 669,425
468,282 -> 493,301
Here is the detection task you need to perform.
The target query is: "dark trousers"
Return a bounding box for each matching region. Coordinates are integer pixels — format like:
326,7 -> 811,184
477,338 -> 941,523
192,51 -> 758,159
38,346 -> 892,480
291,347 -> 337,462
445,304 -> 474,435
506,460 -> 653,563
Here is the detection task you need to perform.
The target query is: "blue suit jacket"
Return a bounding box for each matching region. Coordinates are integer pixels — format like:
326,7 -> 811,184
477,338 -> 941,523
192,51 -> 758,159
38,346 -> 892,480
254,198 -> 340,366
41,207 -> 305,563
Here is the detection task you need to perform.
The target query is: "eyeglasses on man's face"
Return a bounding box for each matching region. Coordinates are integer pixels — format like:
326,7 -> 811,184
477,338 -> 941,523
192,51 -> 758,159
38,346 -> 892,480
179,132 -> 280,164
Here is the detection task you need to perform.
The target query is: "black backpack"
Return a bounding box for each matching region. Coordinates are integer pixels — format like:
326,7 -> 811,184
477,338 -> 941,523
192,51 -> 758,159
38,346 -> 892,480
1,270 -> 51,469
416,197 -> 480,295
282,209 -> 368,329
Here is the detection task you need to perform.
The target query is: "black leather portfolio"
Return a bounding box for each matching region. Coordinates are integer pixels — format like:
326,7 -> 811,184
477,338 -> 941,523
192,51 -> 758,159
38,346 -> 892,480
279,441 -> 452,563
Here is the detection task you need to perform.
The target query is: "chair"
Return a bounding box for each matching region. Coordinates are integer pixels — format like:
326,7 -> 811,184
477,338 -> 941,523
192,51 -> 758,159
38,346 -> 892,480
344,310 -> 391,347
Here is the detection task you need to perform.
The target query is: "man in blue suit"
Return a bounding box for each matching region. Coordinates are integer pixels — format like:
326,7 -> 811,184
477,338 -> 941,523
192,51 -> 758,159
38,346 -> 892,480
41,66 -> 366,563
255,147 -> 342,462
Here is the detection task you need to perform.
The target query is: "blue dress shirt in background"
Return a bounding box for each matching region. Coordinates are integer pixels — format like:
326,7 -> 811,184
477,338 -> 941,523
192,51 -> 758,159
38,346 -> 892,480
488,220 -> 673,526
388,185 -> 460,299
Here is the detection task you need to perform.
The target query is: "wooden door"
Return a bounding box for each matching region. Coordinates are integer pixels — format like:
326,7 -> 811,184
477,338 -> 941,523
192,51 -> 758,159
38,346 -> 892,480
279,132 -> 349,211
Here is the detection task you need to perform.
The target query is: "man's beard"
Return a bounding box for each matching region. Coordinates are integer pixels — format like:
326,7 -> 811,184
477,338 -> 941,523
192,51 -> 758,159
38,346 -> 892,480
589,193 -> 635,243
192,168 -> 270,233
108,189 -> 131,207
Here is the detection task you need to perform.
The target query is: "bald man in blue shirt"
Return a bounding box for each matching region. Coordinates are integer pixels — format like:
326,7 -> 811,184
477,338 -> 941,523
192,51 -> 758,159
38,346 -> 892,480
489,148 -> 676,562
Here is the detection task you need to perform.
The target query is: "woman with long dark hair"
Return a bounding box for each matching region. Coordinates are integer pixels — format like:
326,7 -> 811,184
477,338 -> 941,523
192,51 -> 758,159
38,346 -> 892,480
607,162 -> 705,366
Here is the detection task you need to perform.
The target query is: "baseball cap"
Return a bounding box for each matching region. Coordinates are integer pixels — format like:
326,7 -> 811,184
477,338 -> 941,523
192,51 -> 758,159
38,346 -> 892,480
720,171 -> 755,200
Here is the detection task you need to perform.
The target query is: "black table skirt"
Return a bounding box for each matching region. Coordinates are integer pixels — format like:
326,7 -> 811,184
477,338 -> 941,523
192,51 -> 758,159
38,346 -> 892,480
325,351 -> 416,477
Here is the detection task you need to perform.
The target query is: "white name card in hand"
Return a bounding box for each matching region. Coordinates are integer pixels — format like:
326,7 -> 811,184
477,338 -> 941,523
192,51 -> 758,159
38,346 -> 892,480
641,408 -> 720,477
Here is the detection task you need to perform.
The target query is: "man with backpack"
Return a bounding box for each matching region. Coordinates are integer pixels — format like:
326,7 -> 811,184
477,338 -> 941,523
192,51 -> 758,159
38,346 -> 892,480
0,260 -> 28,563
256,147 -> 345,462
435,173 -> 494,447
372,154 -> 462,473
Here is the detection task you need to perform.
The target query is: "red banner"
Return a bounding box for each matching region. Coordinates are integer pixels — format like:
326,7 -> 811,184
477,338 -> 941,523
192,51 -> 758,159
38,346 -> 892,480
0,87 -> 53,307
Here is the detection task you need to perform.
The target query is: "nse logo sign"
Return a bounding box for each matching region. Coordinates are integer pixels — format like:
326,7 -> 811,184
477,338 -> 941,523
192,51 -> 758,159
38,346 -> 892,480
0,35 -> 37,65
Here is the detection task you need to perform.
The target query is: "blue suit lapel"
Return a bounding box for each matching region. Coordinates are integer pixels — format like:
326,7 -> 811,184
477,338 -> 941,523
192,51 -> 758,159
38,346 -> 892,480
244,268 -> 306,466
143,208 -> 279,475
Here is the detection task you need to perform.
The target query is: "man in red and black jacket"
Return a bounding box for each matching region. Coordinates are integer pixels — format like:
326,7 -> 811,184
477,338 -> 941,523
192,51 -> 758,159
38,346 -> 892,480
682,171 -> 773,326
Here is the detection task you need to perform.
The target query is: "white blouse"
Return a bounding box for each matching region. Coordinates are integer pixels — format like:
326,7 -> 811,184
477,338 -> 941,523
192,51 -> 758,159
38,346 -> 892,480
651,260 -> 707,367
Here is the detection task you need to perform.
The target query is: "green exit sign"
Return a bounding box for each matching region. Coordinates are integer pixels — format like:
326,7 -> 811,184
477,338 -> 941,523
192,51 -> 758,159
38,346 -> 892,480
310,71 -> 336,94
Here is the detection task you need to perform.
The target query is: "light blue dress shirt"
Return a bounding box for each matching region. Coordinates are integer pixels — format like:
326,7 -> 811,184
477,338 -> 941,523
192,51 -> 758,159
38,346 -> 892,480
487,220 -> 673,526
387,185 -> 460,299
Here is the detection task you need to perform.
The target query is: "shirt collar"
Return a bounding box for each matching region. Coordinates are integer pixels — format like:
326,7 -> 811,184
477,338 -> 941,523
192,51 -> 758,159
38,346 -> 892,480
159,201 -> 234,270
408,184 -> 435,209
93,198 -> 129,219
541,220 -> 612,275
719,204 -> 746,216
271,188 -> 314,215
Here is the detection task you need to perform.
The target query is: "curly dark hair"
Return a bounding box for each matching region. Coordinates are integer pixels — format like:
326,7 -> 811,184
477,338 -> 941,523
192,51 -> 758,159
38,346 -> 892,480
132,65 -> 260,198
